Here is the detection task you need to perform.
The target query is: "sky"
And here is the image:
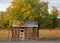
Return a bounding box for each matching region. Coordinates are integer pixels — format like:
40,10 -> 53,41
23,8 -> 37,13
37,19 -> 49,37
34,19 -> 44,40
0,0 -> 60,18
41,0 -> 60,13
0,0 -> 12,12
41,0 -> 60,18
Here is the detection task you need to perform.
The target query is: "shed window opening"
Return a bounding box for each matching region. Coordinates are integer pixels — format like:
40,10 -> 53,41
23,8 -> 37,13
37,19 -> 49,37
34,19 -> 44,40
21,30 -> 24,32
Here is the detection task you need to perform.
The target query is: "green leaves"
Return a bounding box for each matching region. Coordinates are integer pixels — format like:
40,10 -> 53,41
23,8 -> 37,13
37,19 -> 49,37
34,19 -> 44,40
6,0 -> 58,29
8,0 -> 41,21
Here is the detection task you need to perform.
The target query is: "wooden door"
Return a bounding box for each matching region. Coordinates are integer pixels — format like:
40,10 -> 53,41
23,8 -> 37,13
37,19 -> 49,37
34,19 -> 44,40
19,29 -> 25,40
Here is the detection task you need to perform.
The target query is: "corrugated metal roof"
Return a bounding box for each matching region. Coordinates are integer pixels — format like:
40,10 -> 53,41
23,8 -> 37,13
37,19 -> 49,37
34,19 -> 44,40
12,20 -> 38,27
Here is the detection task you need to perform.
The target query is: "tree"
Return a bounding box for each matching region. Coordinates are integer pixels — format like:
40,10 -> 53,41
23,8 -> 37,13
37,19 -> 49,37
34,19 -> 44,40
38,2 -> 49,28
7,0 -> 41,25
0,11 -> 12,29
50,7 -> 58,28
51,7 -> 58,15
7,0 -> 51,29
7,0 -> 59,29
0,11 -> 5,29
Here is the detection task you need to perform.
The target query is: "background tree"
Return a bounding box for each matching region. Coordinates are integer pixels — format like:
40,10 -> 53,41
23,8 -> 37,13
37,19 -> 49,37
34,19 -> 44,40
0,11 -> 5,29
50,7 -> 58,29
38,2 -> 50,28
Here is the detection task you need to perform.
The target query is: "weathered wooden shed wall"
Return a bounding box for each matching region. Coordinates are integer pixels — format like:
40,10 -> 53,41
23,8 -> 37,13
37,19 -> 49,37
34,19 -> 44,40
12,27 -> 38,41
12,20 -> 38,41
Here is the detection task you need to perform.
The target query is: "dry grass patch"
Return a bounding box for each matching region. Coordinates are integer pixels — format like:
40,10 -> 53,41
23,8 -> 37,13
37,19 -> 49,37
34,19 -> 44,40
39,29 -> 60,40
0,29 -> 12,41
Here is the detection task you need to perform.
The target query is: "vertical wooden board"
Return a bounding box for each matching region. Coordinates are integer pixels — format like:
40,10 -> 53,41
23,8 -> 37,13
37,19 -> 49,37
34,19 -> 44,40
33,27 -> 38,40
12,27 -> 19,41
25,27 -> 34,40
15,28 -> 19,41
12,28 -> 16,41
18,28 -> 20,40
26,27 -> 33,33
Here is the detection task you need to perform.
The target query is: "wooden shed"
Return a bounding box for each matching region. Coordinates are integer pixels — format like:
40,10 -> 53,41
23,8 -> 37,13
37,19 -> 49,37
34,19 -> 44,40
11,20 -> 38,41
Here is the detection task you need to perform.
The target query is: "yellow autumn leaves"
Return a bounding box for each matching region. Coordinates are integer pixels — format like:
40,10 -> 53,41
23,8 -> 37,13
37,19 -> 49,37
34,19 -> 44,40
12,20 -> 23,26
51,7 -> 58,15
21,4 -> 31,12
21,7 -> 26,12
4,14 -> 11,21
22,11 -> 31,20
29,16 -> 37,20
8,0 -> 39,24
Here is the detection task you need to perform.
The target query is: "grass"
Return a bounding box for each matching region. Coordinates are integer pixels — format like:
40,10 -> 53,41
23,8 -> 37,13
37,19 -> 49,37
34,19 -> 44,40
39,29 -> 60,40
0,29 -> 12,41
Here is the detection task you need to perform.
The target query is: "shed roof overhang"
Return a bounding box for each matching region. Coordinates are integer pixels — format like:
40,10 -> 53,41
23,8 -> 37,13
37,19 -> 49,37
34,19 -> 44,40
12,20 -> 38,27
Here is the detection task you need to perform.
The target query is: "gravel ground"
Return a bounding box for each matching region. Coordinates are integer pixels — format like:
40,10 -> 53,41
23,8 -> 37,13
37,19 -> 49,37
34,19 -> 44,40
0,41 -> 60,43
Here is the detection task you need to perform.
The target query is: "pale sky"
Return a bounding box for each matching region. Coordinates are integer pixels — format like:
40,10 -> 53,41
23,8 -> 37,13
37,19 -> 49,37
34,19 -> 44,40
0,0 -> 60,13
41,0 -> 60,18
0,0 -> 12,12
41,0 -> 60,13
